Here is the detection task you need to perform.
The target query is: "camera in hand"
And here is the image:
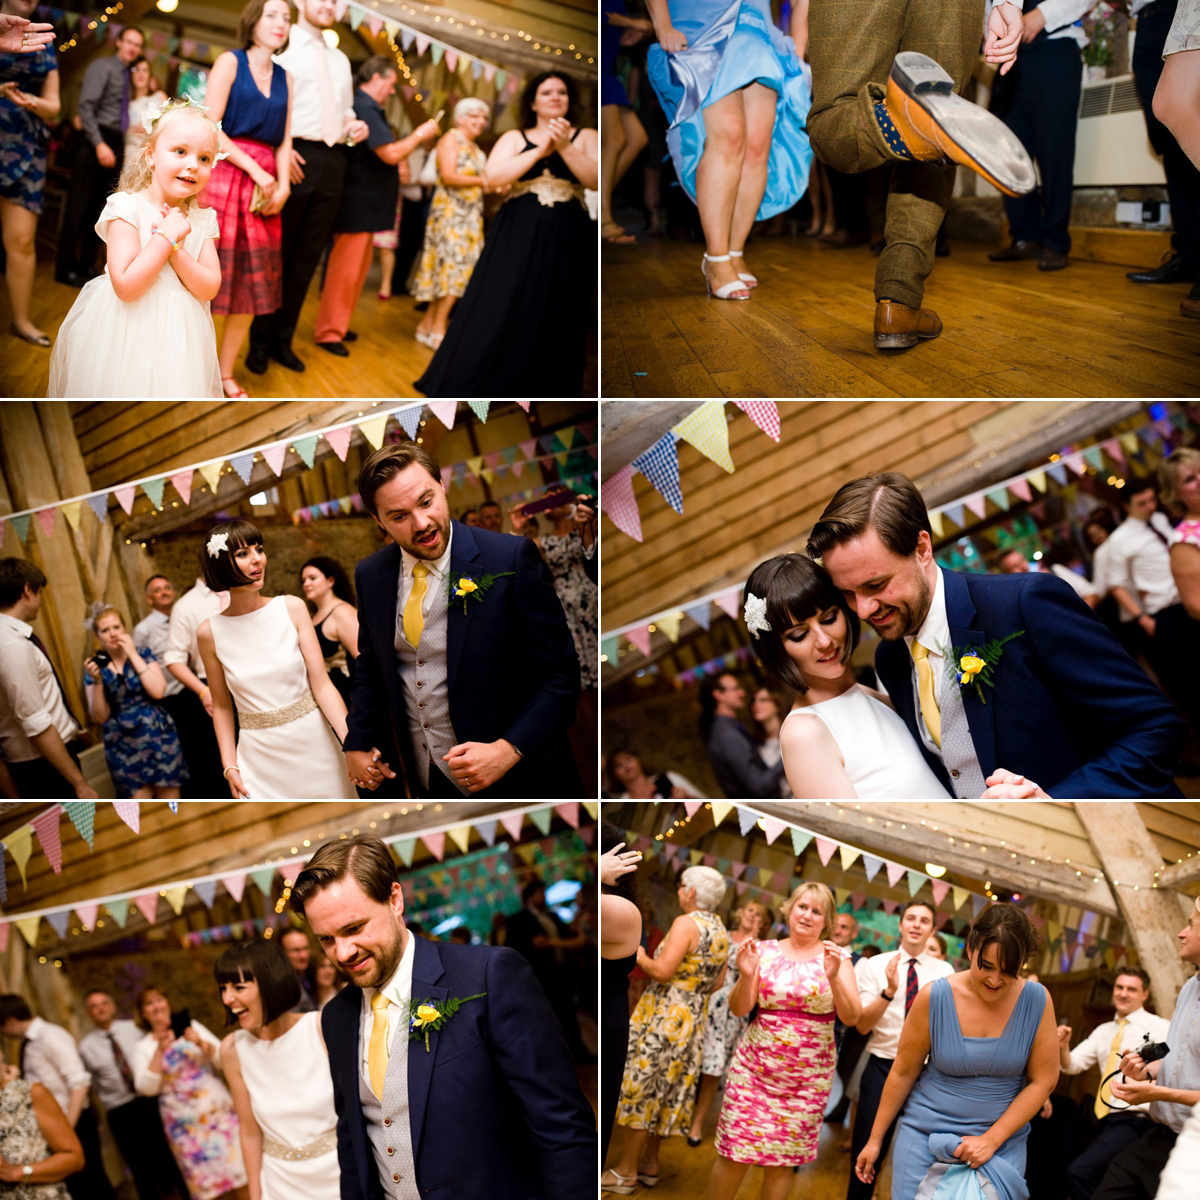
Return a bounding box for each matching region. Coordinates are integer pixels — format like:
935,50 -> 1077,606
521,490 -> 595,517
1137,1035 -> 1171,1064
169,1007 -> 192,1039
93,649 -> 111,669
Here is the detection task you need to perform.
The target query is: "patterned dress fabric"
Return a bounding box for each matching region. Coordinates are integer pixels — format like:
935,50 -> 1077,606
0,1078 -> 69,1199
700,936 -> 751,1076
95,648 -> 188,796
617,909 -> 729,1137
1171,517 -> 1200,549
155,1037 -> 248,1200
0,43 -> 57,213
539,532 -> 597,688
1166,0 -> 1200,55
411,130 -> 486,301
715,941 -> 838,1166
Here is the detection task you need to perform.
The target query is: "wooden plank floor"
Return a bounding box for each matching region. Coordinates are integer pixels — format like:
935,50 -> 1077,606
601,235 -> 1200,398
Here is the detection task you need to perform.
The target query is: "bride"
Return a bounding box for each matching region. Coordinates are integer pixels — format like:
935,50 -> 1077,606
197,520 -> 356,798
742,553 -> 950,799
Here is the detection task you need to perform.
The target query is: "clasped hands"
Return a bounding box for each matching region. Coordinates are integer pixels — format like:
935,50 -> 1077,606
981,768 -> 1049,799
346,739 -> 519,792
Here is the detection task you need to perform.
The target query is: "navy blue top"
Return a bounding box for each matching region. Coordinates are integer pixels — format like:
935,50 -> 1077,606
335,89 -> 399,233
221,49 -> 288,145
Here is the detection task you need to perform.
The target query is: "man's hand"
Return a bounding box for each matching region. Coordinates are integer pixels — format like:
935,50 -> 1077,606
1021,7 -> 1046,43
96,142 -> 117,168
1039,1098 -> 1053,1119
346,118 -> 370,144
1120,1050 -> 1150,1081
1057,1023 -> 1072,1048
289,147 -> 306,185
1138,613 -> 1157,637
982,767 -> 1049,798
884,950 -> 901,996
346,748 -> 397,790
600,842 -> 642,887
443,739 -> 519,792
1110,1077 -> 1158,1106
985,3 -> 1024,75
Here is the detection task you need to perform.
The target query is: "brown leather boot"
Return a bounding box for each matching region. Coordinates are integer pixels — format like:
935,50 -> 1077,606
874,300 -> 943,350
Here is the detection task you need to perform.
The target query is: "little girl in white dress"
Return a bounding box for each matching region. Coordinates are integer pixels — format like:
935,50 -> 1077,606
48,97 -> 224,397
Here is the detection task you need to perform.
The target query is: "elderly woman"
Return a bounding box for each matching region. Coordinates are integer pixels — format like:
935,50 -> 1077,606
708,882 -> 860,1200
0,0 -> 60,348
687,899 -> 771,1146
0,1064 -> 82,1195
412,97 -> 493,350
604,865 -> 729,1194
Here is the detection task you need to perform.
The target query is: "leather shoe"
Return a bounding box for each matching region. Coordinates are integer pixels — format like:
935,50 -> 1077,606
271,345 -> 306,372
318,340 -> 350,357
988,240 -> 1039,262
1038,247 -> 1069,271
244,343 -> 269,374
1127,253 -> 1196,284
874,299 -> 942,349
1182,281 -> 1200,320
54,269 -> 89,288
343,330 -> 358,342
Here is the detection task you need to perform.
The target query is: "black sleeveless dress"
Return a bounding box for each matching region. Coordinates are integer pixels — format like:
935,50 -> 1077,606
415,130 -> 594,398
315,612 -> 355,708
601,950 -> 637,1161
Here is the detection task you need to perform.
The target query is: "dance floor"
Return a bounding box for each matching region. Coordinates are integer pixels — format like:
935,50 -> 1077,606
3,258 -> 597,399
601,235 -> 1200,398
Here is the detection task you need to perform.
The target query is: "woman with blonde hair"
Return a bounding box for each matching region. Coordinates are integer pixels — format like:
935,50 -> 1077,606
1158,447 -> 1200,620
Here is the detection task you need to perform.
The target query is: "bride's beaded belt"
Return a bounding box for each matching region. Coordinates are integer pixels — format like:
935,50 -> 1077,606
261,1128 -> 337,1161
239,690 -> 318,729
505,169 -> 586,209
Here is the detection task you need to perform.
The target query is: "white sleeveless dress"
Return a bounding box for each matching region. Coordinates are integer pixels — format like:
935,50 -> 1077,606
782,684 -> 950,799
209,596 -> 355,798
234,1012 -> 340,1200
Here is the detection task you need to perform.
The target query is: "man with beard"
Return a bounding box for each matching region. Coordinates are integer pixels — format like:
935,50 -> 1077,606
292,835 -> 595,1200
808,472 -> 1187,798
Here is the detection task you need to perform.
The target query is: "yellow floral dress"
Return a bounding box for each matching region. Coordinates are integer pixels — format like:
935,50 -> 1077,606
412,130 -> 486,301
616,909 -> 729,1137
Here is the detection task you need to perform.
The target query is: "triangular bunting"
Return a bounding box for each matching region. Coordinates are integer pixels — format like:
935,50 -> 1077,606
86,493 -> 109,523
134,892 -> 159,925
392,838 -> 417,867
815,837 -> 838,867
737,808 -> 757,836
359,414 -> 390,450
262,444 -> 288,478
106,897 -> 129,927
885,861 -> 907,888
447,825 -> 472,854
75,902 -> 99,930
683,601 -> 711,630
422,832 -> 446,861
499,811 -> 524,841
761,817 -> 788,845
601,465 -> 642,541
952,886 -> 970,911
475,819 -> 498,846
791,828 -> 813,855
672,401 -> 735,472
250,867 -> 277,896
230,454 -> 255,486
46,910 -> 70,940
33,507 -> 56,539
114,485 -> 137,515
142,478 -> 166,509
293,435 -> 319,468
427,401 -> 457,430
30,807 -> 63,874
838,844 -> 861,872
163,885 -> 189,915
6,825 -> 32,886
113,801 -> 140,834
170,469 -> 194,506
194,880 -> 218,908
555,803 -> 580,829
61,500 -> 83,531
221,873 -> 247,904
199,461 -> 224,494
906,869 -> 927,897
467,401 -> 490,422
657,614 -> 681,642
624,626 -> 652,657
632,434 -> 683,514
710,802 -> 734,828
14,916 -> 41,947
325,426 -> 354,462
861,853 -> 883,883
732,400 -> 781,441
931,880 -> 951,907
530,807 -> 554,836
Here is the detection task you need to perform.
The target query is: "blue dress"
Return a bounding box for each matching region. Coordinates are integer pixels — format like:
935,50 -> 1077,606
646,0 -> 811,219
602,0 -> 631,107
0,43 -> 57,214
891,977 -> 1047,1200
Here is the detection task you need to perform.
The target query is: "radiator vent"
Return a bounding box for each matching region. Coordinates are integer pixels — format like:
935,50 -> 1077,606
1080,77 -> 1144,119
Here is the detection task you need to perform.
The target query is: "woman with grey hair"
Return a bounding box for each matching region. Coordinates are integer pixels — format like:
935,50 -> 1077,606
604,866 -> 729,1194
412,95 -> 495,349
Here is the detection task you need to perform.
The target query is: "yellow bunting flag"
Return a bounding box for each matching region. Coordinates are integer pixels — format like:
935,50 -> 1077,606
1119,431 -> 1139,455
6,825 -> 33,886
710,802 -> 734,828
163,885 -> 189,916
657,613 -> 681,643
839,844 -> 861,872
835,887 -> 851,909
952,887 -> 970,911
359,414 -> 390,450
199,462 -> 224,494
14,916 -> 41,947
690,850 -> 704,866
1028,470 -> 1047,494
447,825 -> 472,854
583,801 -> 598,819
515,843 -> 538,865
672,401 -> 735,472
466,456 -> 484,477
929,510 -> 944,539
61,501 -> 83,531
481,468 -> 495,485
757,867 -> 773,888
1047,920 -> 1063,944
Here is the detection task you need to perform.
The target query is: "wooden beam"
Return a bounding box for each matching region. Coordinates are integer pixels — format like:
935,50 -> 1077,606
1156,859 -> 1200,890
1074,803 -> 1190,1018
600,401 -> 705,480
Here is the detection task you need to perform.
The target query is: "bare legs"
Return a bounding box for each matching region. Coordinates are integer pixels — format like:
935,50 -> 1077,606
416,293 -> 458,342
1,197 -> 47,341
608,1128 -> 660,1182
602,104 -> 648,239
688,1074 -> 722,1141
377,245 -> 395,298
711,1155 -> 795,1200
1155,49 -> 1200,170
218,313 -> 254,394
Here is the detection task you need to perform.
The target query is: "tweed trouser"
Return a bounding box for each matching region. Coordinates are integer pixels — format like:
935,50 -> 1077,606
808,0 -> 987,308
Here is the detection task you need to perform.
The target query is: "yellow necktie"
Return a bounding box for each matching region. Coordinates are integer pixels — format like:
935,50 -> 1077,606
368,990 -> 392,1099
1095,1017 -> 1127,1119
911,641 -> 941,749
403,562 -> 429,648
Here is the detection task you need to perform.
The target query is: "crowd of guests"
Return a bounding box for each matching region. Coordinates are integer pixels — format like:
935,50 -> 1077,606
2,0 -> 598,397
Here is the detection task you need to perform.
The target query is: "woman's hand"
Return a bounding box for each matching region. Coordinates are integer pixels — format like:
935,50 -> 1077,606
855,1138 -> 882,1184
735,936 -> 760,975
83,658 -> 104,683
0,82 -> 37,110
250,164 -> 276,198
154,1028 -> 174,1051
822,940 -> 845,981
115,631 -> 139,659
0,16 -> 55,54
261,182 -> 289,217
953,1134 -> 1000,1170
182,1028 -> 214,1058
508,503 -> 533,533
0,1065 -> 19,1086
545,117 -> 572,154
658,25 -> 688,53
600,842 -> 642,887
225,766 -> 251,799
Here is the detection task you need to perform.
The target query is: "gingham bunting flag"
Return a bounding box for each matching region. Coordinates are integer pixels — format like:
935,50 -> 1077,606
684,601 -> 711,630
625,626 -> 652,656
170,470 -> 193,506
325,426 -> 354,462
114,485 -> 137,515
397,406 -> 422,440
30,807 -> 63,874
672,401 -> 735,472
601,465 -> 642,541
230,454 -> 256,485
427,402 -> 458,430
733,401 -> 781,441
34,509 -> 56,539
293,436 -> 319,469
86,493 -> 109,523
632,434 -> 683,514
262,444 -> 288,477
142,478 -> 165,510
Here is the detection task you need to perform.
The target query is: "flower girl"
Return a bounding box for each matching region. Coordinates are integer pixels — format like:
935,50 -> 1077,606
48,98 -> 224,396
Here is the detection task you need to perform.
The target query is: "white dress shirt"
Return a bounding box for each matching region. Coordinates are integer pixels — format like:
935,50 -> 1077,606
397,527 -> 454,640
20,1017 -> 92,1116
1061,1005 -> 1171,1116
275,23 -> 355,143
1102,512 -> 1181,620
858,948 -> 956,1060
79,1018 -> 144,1111
133,609 -> 183,697
162,579 -> 228,678
358,929 -> 417,1085
0,612 -> 79,763
904,566 -> 951,756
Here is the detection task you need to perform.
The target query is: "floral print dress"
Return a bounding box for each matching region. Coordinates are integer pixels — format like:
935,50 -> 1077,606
616,909 -> 728,1137
539,532 -> 598,688
412,130 -> 486,300
700,935 -> 751,1076
0,1078 -> 68,1199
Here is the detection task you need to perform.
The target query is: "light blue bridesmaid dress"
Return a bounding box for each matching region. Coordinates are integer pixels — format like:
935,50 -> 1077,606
646,0 -> 812,219
890,976 -> 1047,1200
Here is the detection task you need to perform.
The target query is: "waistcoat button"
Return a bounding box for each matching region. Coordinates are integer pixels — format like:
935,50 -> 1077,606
383,1117 -> 391,1126
950,769 -> 959,778
386,1147 -> 395,1156
392,1174 -> 400,1183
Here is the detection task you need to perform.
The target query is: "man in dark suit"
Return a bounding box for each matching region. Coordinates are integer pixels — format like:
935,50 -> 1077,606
343,442 -> 581,798
809,472 -> 1188,798
292,835 -> 595,1200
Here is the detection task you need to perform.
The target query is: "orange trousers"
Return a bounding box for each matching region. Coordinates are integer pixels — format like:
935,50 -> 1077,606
315,231 -> 374,343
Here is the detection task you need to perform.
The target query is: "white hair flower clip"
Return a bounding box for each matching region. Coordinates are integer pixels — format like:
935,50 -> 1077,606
207,532 -> 229,557
142,99 -> 166,135
744,593 -> 771,639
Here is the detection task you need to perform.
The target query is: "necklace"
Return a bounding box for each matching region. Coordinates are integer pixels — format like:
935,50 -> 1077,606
247,51 -> 273,84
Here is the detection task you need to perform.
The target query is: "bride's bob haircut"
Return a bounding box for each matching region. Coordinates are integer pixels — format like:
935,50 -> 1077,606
213,938 -> 300,1027
743,554 -> 859,693
201,519 -> 265,591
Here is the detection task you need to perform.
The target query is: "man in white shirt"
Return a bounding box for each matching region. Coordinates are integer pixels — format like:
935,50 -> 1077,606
246,0 -> 369,375
846,901 -> 955,1200
0,994 -> 112,1199
0,558 -> 97,799
78,990 -> 186,1200
1059,967 -> 1172,1200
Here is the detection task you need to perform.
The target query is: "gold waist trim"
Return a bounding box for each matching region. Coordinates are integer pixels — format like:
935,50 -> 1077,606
261,1128 -> 337,1161
505,170 -> 585,209
239,690 -> 318,729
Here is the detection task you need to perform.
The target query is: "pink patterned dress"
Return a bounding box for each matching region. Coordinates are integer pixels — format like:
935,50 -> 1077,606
715,941 -> 837,1166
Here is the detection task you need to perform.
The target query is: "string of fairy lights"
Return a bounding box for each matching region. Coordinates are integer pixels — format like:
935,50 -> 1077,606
52,2 -> 124,54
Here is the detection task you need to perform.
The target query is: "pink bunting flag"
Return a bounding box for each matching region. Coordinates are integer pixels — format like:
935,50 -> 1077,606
113,801 -> 140,833
75,903 -> 99,930
931,880 -> 951,907
170,469 -> 193,506
519,439 -> 538,460
427,401 -> 457,430
134,892 -> 160,925
325,425 -> 354,462
732,401 -> 781,441
1009,478 -> 1032,503
499,811 -> 524,841
441,467 -> 453,490
624,626 -> 652,656
850,892 -> 866,910
334,0 -> 348,18
685,802 -> 703,819
885,860 -> 907,888
601,465 -> 642,541
367,14 -> 383,35
35,508 -> 56,539
554,803 -> 579,828
731,861 -> 745,879
30,806 -> 63,873
0,925 -> 8,954
702,852 -> 716,866
714,588 -> 741,620
815,837 -> 838,867
222,874 -> 247,903
422,832 -> 446,861
113,485 -> 137,515
761,817 -> 789,845
1064,453 -> 1086,476
416,33 -> 429,55
262,444 -> 288,478
882,899 -> 898,914
515,401 -> 531,412
445,48 -> 457,71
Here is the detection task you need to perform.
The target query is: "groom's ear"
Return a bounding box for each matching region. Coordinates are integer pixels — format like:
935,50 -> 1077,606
389,880 -> 405,918
914,529 -> 934,566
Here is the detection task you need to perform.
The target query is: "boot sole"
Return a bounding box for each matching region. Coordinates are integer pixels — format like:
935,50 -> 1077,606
874,327 -> 942,350
888,53 -> 1036,197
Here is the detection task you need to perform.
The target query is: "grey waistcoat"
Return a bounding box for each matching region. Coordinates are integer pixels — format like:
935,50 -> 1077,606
358,1016 -> 419,1200
909,662 -> 986,799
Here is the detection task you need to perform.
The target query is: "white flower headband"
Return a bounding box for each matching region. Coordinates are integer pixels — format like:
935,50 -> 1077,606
142,97 -> 229,160
744,593 -> 771,640
207,532 -> 229,557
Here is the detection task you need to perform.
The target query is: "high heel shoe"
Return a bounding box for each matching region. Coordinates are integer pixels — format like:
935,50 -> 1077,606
11,324 -> 51,347
702,253 -> 750,300
728,250 -> 758,288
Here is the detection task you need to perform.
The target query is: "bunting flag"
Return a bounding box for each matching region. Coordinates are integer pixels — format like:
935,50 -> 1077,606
392,838 -> 417,867
359,414 -> 390,450
142,478 -> 166,510
113,801 -> 139,834
530,807 -> 554,836
30,808 -> 63,875
221,873 -> 247,904
134,892 -> 159,925
230,454 -> 255,486
61,500 -> 82,531
194,880 -> 218,909
171,469 -> 194,506
632,435 -> 684,514
198,461 -> 223,494
293,434 -> 319,468
6,825 -> 32,886
114,485 -> 137,514
601,465 -> 642,542
15,915 -> 41,947
427,401 -> 457,430
107,897 -> 129,927
422,832 -> 446,861
325,426 -> 354,462
74,902 -> 99,930
672,401 -> 735,472
733,401 -> 781,441
447,825 -> 472,854
163,885 -> 189,915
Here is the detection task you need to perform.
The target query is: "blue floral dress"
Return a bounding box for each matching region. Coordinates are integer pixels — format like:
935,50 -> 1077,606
92,648 -> 188,795
0,42 -> 57,214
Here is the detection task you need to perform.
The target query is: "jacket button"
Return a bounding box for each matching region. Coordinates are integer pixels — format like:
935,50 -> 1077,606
950,769 -> 959,778
383,1118 -> 391,1127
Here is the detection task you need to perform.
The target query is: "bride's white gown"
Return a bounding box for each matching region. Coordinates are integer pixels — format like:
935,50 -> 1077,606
209,596 -> 355,798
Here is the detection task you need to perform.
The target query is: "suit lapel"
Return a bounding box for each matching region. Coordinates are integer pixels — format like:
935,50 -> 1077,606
407,937 -> 447,1161
446,521 -> 482,695
327,990 -> 375,1199
373,544 -> 402,667
943,570 -> 997,775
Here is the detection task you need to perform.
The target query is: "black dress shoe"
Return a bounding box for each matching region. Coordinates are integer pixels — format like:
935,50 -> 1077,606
1038,247 -> 1069,271
244,344 -> 270,375
988,240 -> 1039,262
318,341 -> 349,357
343,330 -> 358,342
271,345 -> 307,372
54,269 -> 89,288
1126,253 -> 1196,284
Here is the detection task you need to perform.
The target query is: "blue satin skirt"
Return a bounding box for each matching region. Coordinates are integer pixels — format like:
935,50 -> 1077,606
647,0 -> 812,219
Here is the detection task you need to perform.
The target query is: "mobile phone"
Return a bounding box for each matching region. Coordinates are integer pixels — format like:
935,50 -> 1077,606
169,1007 -> 192,1039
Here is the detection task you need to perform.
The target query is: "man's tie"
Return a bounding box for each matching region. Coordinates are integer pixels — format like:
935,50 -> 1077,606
314,42 -> 342,147
403,563 -> 429,648
18,1037 -> 29,1077
911,641 -> 941,749
108,1032 -> 135,1093
1146,519 -> 1171,548
368,991 -> 392,1099
905,958 -> 919,1015
1095,1018 -> 1128,1119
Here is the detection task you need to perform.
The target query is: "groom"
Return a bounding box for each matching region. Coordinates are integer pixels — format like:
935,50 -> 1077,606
293,835 -> 596,1200
344,443 -> 581,797
808,472 -> 1188,798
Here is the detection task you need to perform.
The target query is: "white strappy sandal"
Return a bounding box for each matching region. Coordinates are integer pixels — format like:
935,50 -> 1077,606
729,249 -> 758,288
702,253 -> 751,300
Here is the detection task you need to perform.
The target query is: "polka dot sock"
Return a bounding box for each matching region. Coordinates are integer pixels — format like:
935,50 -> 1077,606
875,100 -> 913,160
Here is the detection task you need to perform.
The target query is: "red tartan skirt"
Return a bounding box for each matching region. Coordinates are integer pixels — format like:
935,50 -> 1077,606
201,139 -> 283,316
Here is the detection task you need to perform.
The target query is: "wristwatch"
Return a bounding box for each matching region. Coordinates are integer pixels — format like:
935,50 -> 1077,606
881,990 -> 896,1002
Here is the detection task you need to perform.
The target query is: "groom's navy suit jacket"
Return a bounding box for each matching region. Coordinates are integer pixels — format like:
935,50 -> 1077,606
345,520 -> 581,797
322,937 -> 596,1200
875,568 -> 1187,798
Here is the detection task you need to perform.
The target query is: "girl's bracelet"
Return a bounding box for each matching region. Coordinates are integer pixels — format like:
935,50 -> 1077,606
222,766 -> 241,778
153,228 -> 180,254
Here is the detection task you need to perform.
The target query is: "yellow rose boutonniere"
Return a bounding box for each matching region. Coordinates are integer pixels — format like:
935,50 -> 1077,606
447,572 -> 513,613
945,632 -> 1024,703
406,992 -> 486,1052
